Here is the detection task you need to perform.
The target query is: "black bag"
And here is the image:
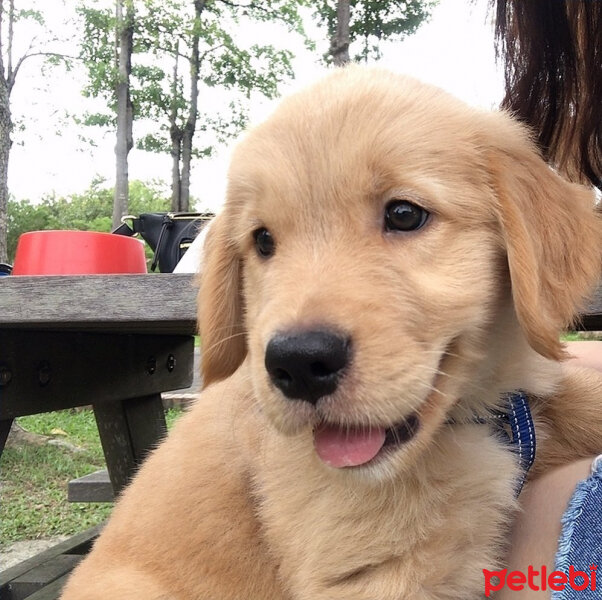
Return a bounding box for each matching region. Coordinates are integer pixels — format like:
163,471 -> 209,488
113,212 -> 213,273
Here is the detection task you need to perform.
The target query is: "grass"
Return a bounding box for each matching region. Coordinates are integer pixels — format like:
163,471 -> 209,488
562,332 -> 586,341
1,408 -> 183,548
562,332 -> 602,341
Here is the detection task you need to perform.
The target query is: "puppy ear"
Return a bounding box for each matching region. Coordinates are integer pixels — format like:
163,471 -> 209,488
490,126 -> 602,359
198,213 -> 247,386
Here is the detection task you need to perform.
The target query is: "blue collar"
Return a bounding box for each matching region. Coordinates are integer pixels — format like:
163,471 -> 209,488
500,390 -> 536,494
447,391 -> 536,495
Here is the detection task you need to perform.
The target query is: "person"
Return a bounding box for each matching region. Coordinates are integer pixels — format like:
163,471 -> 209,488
492,2 -> 602,597
492,0 -> 601,191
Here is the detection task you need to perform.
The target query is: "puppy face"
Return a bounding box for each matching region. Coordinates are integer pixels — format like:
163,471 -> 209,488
199,67 -> 600,478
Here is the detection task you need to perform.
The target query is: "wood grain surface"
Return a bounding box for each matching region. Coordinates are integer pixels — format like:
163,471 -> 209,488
0,274 -> 198,334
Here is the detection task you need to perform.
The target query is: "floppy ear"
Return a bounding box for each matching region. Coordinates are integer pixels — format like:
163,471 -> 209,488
198,213 -> 247,387
490,125 -> 602,359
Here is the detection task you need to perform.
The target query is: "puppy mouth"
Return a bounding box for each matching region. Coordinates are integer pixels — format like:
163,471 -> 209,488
313,414 -> 420,469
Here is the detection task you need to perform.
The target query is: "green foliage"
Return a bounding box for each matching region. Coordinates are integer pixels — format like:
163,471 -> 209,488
314,0 -> 437,63
205,100 -> 248,146
13,8 -> 45,26
77,5 -> 119,102
76,0 -> 310,159
6,179 -> 170,262
137,131 -> 170,154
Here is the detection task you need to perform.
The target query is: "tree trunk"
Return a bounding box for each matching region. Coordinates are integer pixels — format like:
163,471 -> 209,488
0,0 -> 13,263
113,0 -> 134,229
0,74 -> 10,263
170,130 -> 182,212
169,46 -> 182,212
330,0 -> 350,66
180,0 -> 204,213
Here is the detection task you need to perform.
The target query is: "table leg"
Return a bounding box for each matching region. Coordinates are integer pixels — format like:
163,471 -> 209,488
93,394 -> 167,497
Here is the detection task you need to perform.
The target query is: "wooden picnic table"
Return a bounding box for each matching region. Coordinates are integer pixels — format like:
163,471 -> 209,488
0,274 -> 198,599
0,274 -> 198,496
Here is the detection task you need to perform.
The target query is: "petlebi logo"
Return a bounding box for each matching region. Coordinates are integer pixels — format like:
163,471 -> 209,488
483,565 -> 598,596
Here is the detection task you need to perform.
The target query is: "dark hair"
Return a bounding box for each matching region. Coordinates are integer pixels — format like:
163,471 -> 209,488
492,1 -> 601,190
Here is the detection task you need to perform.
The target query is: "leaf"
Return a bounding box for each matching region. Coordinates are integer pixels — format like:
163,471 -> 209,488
50,428 -> 68,436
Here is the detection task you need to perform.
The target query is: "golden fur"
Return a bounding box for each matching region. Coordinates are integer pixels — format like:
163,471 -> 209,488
61,67 -> 602,600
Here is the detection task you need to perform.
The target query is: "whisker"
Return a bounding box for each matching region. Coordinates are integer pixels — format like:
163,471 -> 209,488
201,332 -> 247,356
199,322 -> 246,336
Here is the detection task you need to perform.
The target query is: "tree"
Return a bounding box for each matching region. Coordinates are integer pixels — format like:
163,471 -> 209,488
330,0 -> 350,66
315,0 -> 436,65
0,2 -> 69,262
78,0 -> 310,213
177,0 -> 201,212
113,0 -> 134,228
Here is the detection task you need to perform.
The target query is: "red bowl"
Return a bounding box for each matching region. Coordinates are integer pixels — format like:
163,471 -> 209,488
12,230 -> 147,275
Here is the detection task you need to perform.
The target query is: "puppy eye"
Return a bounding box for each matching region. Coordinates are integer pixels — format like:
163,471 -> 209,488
253,227 -> 275,258
384,200 -> 429,232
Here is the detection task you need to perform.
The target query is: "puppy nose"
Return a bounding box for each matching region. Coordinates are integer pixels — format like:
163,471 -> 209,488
265,330 -> 350,404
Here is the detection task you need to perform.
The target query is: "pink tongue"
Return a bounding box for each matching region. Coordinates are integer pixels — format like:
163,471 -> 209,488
313,425 -> 386,468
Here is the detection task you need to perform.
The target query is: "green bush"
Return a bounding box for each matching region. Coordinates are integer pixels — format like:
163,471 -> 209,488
7,179 -> 171,262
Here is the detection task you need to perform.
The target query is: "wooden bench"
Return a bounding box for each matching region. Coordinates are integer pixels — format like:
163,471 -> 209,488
67,470 -> 115,503
0,526 -> 102,600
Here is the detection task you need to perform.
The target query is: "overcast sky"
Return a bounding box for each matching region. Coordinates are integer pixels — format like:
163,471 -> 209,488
7,0 -> 502,212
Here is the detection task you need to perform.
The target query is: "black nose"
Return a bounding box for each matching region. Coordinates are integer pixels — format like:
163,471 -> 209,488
265,330 -> 350,404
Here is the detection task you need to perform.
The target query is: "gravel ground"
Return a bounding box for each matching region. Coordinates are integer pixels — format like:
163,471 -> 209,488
1,536 -> 69,571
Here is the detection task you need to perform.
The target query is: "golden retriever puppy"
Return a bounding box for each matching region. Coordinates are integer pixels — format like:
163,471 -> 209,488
61,67 -> 602,600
